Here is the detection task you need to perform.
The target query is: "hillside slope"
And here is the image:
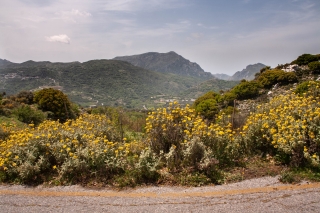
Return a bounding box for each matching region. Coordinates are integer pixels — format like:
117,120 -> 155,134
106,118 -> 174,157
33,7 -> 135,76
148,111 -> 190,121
114,51 -> 214,79
0,59 -> 208,108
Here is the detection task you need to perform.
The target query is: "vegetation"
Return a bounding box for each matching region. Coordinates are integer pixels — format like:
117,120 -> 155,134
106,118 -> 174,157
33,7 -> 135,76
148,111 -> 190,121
0,59 -> 231,109
293,53 -> 319,66
257,69 -> 298,89
308,61 -> 320,74
0,53 -> 320,187
34,88 -> 78,123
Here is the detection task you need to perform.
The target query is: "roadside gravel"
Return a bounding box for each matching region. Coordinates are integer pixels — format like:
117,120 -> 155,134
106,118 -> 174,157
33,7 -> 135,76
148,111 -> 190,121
0,176 -> 320,212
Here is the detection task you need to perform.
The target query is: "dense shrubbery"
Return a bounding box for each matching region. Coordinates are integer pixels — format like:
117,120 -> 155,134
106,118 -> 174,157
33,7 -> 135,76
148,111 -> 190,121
1,57 -> 320,186
0,114 -> 154,184
244,81 -> 320,167
294,54 -> 319,66
257,69 -> 298,89
144,102 -> 245,182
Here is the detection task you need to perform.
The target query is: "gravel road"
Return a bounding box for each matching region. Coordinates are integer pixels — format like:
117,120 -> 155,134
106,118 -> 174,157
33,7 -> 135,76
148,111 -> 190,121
0,176 -> 320,212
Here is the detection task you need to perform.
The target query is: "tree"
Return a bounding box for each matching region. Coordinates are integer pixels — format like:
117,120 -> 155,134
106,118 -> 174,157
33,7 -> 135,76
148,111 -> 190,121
34,88 -> 77,122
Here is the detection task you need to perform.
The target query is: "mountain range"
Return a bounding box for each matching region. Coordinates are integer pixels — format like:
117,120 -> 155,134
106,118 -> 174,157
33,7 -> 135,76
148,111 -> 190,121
0,52 -> 239,109
214,63 -> 267,81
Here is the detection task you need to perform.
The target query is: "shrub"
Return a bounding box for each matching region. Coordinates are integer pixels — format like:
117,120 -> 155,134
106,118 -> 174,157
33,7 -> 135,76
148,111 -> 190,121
12,105 -> 46,126
145,102 -> 245,172
193,91 -> 222,120
193,91 -> 221,108
243,81 -> 320,167
16,91 -> 34,105
230,80 -> 260,100
295,81 -> 310,96
222,91 -> 237,106
34,88 -> 77,123
0,114 -> 143,183
295,54 -> 319,66
257,69 -> 298,89
195,99 -> 219,120
308,61 -> 320,74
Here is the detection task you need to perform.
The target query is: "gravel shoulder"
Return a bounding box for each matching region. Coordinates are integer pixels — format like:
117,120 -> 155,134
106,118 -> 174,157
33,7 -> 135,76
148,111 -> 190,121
1,176 -> 320,212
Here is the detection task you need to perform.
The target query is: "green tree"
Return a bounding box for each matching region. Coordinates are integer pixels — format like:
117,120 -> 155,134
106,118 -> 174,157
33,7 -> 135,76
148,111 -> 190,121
34,88 -> 77,122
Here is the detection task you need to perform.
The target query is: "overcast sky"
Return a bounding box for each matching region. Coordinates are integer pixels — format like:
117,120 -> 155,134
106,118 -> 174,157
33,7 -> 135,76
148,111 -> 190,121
0,0 -> 319,75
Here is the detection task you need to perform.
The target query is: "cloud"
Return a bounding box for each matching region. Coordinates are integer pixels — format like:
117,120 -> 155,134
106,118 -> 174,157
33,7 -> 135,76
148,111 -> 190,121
55,9 -> 92,22
70,9 -> 92,17
102,0 -> 189,12
46,34 -> 71,44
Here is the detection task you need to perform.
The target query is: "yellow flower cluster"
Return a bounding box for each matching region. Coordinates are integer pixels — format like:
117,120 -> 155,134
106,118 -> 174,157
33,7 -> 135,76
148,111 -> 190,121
244,82 -> 320,166
145,102 -> 243,164
0,114 -> 145,175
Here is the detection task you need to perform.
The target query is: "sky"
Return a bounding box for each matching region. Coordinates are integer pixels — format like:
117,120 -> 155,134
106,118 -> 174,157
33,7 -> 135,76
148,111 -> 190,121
0,0 -> 319,75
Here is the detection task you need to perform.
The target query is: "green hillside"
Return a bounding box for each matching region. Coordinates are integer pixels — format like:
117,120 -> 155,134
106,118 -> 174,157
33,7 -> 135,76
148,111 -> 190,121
0,59 -> 208,108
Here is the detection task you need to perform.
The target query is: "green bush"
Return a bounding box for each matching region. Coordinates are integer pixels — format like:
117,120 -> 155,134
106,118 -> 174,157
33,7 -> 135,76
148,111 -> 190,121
295,54 -> 319,66
12,105 -> 46,126
230,80 -> 260,100
195,99 -> 219,120
295,81 -> 310,96
308,61 -> 320,74
34,88 -> 77,123
257,69 -> 298,89
193,91 -> 222,120
222,91 -> 237,106
193,91 -> 221,107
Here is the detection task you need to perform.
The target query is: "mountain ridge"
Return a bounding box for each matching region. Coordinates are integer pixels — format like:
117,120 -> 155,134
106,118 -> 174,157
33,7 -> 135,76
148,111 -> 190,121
114,51 -> 214,79
214,63 -> 266,81
0,58 -> 233,108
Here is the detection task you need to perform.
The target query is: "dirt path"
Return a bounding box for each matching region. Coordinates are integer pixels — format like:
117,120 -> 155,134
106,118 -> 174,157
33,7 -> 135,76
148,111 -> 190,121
1,177 -> 320,212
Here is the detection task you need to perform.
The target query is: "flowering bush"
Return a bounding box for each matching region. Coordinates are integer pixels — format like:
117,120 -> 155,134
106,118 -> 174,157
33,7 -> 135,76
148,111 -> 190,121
0,114 -> 151,184
144,102 -> 245,175
243,81 -> 320,167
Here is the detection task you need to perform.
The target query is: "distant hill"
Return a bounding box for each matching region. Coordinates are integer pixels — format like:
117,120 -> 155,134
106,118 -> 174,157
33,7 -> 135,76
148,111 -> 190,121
0,59 -> 13,68
179,78 -> 239,99
0,58 -> 235,109
229,63 -> 266,81
114,51 -> 214,79
214,63 -> 267,81
213,73 -> 231,81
